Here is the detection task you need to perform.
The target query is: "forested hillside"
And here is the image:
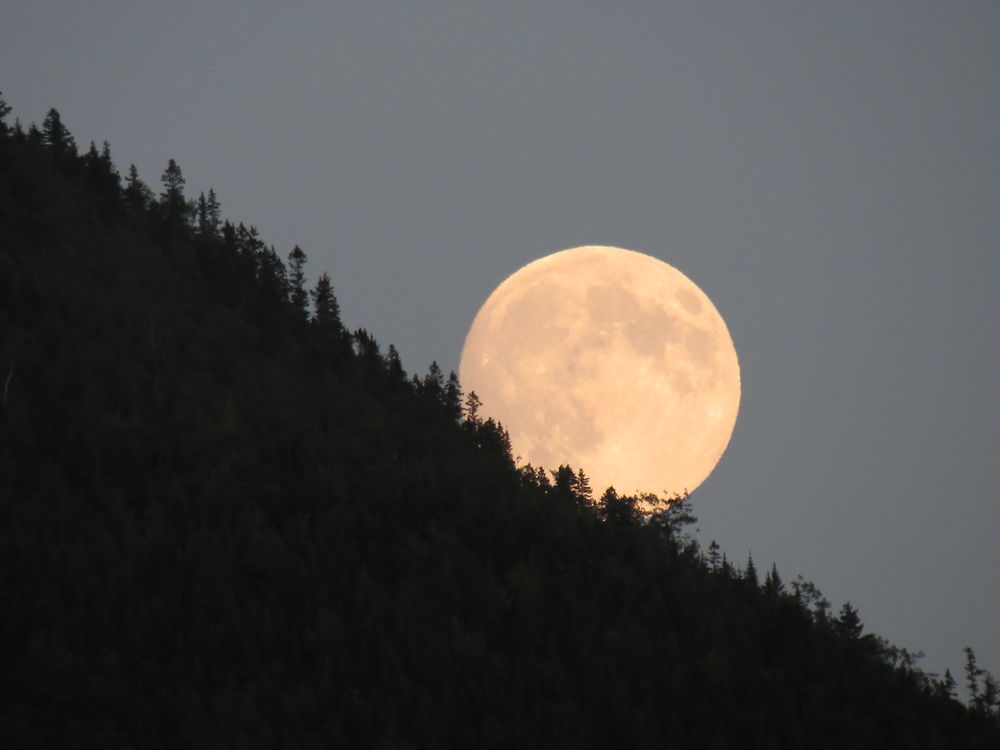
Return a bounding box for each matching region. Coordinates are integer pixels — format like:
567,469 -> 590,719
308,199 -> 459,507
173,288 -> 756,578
1,98 -> 997,748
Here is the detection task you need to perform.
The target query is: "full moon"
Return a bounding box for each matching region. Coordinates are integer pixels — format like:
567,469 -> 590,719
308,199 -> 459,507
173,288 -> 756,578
459,245 -> 740,498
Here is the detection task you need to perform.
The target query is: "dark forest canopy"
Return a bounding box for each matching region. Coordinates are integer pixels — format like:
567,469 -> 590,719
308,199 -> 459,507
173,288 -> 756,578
1,99 -> 998,748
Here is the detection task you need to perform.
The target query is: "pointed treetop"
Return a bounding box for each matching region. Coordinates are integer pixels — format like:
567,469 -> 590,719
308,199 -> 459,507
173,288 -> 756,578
575,468 -> 593,503
463,390 -> 482,425
160,159 -> 185,198
206,189 -> 221,232
445,371 -> 462,420
707,540 -> 721,570
311,272 -> 342,327
196,192 -> 210,234
287,246 -> 309,315
423,361 -> 444,397
42,108 -> 76,157
124,164 -> 152,211
159,159 -> 190,225
386,344 -> 405,381
836,602 -> 864,639
763,563 -> 784,595
744,554 -> 758,586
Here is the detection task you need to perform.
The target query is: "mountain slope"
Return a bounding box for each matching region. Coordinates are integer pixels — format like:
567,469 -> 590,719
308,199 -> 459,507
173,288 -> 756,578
1,103 -> 997,749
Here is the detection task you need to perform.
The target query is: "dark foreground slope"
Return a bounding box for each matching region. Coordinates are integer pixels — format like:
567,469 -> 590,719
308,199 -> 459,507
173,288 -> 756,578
1,104 -> 997,749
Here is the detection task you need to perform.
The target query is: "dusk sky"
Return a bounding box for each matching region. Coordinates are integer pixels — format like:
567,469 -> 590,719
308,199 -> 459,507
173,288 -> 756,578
3,1 -> 998,681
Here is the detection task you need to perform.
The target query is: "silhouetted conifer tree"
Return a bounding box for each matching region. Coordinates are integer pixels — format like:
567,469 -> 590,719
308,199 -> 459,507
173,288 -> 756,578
159,158 -> 189,226
310,272 -> 341,328
763,563 -> 784,595
81,140 -> 120,200
353,328 -> 382,376
982,673 -> 999,715
287,245 -> 309,317
386,344 -> 405,381
206,188 -> 221,235
26,122 -> 43,146
943,669 -> 958,699
599,487 -> 640,526
659,494 -> 697,539
720,553 -> 733,577
707,540 -> 721,570
463,390 -> 482,425
744,554 -> 759,586
444,371 -> 462,421
42,108 -> 75,159
255,245 -> 288,301
422,361 -> 444,401
575,468 -> 593,505
966,647 -> 984,707
236,222 -> 264,257
221,219 -> 238,252
836,602 -> 864,639
474,417 -> 512,460
195,192 -> 210,235
124,164 -> 152,212
551,465 -> 577,502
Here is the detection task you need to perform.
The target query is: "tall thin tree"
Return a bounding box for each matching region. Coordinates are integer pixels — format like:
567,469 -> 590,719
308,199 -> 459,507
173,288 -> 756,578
287,246 -> 309,317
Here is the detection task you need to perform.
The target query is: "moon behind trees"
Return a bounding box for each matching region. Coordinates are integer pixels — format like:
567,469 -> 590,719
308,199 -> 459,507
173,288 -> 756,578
459,246 -> 741,498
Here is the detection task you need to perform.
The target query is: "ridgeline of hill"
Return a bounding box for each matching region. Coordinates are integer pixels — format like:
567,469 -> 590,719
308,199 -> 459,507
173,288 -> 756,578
1,99 -> 997,749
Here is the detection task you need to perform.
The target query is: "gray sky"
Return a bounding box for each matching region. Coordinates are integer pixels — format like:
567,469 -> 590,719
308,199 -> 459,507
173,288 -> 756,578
4,1 -> 998,681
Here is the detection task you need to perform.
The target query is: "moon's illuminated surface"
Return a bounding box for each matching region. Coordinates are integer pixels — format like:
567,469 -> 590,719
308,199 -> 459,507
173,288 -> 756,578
459,246 -> 740,497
